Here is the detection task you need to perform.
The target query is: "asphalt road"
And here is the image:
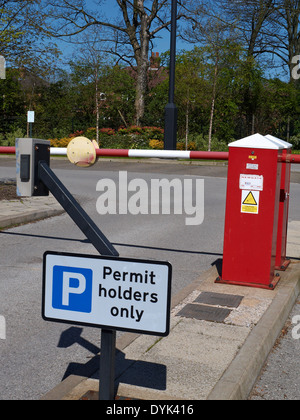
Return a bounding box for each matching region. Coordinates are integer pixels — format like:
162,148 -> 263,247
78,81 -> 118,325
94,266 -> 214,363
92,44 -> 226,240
250,298 -> 300,400
0,157 -> 299,400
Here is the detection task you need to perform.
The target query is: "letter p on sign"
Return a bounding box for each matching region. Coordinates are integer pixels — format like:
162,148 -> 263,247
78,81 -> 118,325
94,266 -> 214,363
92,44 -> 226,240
52,266 -> 93,313
63,272 -> 87,306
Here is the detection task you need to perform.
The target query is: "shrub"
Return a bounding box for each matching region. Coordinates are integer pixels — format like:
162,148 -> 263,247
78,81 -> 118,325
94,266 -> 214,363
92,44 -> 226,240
100,127 -> 115,136
149,139 -> 164,149
50,137 -> 73,147
290,135 -> 300,151
69,130 -> 84,138
126,125 -> 143,135
188,134 -> 229,152
117,126 -> 164,140
143,126 -> 164,140
85,127 -> 96,139
176,140 -> 197,151
0,128 -> 25,146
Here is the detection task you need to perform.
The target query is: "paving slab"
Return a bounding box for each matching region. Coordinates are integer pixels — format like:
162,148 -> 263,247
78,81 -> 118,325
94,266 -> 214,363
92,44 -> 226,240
0,194 -> 64,228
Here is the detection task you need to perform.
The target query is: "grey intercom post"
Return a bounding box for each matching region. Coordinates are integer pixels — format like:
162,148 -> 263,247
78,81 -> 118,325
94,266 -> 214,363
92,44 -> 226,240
16,138 -> 50,197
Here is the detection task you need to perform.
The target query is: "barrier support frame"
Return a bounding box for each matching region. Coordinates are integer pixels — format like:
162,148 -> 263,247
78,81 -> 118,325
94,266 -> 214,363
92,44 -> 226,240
38,160 -> 119,400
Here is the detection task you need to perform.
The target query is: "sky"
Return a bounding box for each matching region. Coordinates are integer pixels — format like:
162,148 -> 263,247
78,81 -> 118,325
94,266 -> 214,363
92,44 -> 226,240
52,0 -> 289,80
55,0 -> 189,67
84,0 -> 181,52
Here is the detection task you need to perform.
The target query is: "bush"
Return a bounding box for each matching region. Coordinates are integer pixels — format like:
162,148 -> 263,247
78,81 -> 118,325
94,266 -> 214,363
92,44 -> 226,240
290,135 -> 300,151
69,130 -> 84,138
188,134 -> 229,152
0,128 -> 25,146
149,139 -> 164,149
176,140 -> 197,151
85,127 -> 96,139
118,125 -> 164,140
50,137 -> 73,147
100,128 -> 115,136
47,126 -> 230,152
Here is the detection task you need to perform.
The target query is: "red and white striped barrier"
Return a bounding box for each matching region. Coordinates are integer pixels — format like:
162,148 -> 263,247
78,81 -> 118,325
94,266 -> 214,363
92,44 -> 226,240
0,146 -> 229,160
1,145 -> 300,163
0,147 -> 16,155
94,148 -> 230,161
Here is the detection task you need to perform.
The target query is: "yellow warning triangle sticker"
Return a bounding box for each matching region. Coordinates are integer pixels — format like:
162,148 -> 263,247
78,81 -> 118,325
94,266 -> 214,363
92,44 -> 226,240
243,191 -> 257,205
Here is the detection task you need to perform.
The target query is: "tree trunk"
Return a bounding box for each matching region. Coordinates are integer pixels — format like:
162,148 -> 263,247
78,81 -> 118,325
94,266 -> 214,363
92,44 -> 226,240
134,55 -> 149,126
133,3 -> 150,126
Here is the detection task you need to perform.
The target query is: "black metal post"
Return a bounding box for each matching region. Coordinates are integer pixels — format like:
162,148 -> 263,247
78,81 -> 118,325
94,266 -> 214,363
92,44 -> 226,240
99,329 -> 116,400
164,0 -> 178,150
38,160 -> 118,400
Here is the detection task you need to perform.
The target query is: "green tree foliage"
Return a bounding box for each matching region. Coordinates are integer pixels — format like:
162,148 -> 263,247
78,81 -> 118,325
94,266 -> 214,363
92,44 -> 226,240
0,0 -> 60,75
2,45 -> 300,151
0,68 -> 25,134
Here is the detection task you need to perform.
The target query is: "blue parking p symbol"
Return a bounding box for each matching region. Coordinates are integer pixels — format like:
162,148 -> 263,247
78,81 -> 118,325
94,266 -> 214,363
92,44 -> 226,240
52,266 -> 93,313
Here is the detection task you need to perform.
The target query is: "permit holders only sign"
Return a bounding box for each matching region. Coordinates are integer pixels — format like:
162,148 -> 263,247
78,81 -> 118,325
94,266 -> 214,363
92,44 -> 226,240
42,251 -> 172,336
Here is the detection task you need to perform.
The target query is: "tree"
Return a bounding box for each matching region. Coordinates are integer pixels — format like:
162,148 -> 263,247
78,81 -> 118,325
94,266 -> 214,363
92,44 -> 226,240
0,0 -> 60,75
36,0 -> 190,126
175,49 -> 207,148
0,68 -> 25,134
69,33 -> 109,143
264,0 -> 300,81
215,0 -> 277,58
211,0 -> 300,82
182,1 -> 243,148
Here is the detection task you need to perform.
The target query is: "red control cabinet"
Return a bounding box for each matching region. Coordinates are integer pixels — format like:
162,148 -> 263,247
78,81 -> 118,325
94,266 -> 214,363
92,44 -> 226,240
266,135 -> 292,271
217,134 -> 284,289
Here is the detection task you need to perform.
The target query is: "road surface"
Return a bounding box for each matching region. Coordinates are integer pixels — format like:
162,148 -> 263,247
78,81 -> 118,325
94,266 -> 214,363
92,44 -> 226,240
0,158 -> 299,400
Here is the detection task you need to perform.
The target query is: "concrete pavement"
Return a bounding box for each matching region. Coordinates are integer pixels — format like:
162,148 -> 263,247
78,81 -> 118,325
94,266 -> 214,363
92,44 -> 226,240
0,193 -> 64,229
0,178 -> 299,400
45,256 -> 300,401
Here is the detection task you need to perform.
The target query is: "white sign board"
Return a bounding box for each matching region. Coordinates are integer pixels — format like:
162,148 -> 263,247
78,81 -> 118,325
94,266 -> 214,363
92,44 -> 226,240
43,252 -> 172,336
27,111 -> 35,123
239,174 -> 264,191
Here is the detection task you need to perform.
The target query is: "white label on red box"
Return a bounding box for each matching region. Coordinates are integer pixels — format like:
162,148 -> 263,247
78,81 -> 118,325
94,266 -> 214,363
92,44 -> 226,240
239,174 -> 263,191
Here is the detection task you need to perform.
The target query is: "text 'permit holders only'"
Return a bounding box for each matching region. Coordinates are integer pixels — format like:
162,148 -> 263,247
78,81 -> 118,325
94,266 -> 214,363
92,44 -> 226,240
42,251 -> 172,337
